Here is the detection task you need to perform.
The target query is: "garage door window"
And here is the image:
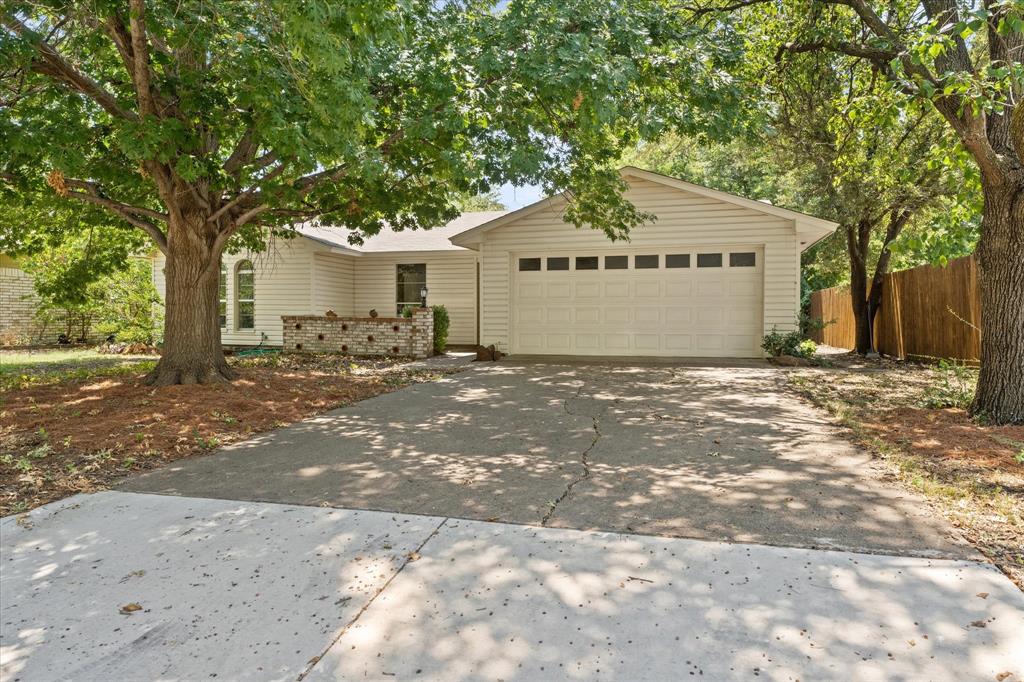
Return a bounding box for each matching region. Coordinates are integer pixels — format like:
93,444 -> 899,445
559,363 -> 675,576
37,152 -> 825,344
730,252 -> 756,267
666,254 -> 690,268
547,257 -> 569,271
519,257 -> 541,271
697,253 -> 722,268
576,256 -> 599,270
605,255 -> 628,270
635,255 -> 659,269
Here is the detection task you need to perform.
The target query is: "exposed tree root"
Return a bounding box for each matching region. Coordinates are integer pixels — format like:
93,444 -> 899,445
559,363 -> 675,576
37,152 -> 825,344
143,359 -> 236,386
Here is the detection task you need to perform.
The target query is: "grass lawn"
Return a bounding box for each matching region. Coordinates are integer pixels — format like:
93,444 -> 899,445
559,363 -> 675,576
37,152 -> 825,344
0,348 -> 158,391
787,352 -> 1024,589
0,351 -> 464,516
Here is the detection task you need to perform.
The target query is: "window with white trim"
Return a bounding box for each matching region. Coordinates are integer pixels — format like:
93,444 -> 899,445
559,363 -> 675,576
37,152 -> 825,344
236,260 -> 255,330
396,263 -> 426,314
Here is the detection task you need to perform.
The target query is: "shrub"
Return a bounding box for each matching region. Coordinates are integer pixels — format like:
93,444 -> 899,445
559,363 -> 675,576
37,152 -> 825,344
795,339 -> 818,358
400,305 -> 415,318
919,360 -> 976,409
431,304 -> 449,354
761,326 -> 802,357
799,310 -> 832,338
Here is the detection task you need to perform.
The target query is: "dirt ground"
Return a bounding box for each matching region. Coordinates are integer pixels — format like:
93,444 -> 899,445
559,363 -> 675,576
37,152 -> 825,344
787,351 -> 1024,588
0,354 -> 463,516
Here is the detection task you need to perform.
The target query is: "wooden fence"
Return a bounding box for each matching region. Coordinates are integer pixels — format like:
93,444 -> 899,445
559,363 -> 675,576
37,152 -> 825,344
808,255 -> 981,363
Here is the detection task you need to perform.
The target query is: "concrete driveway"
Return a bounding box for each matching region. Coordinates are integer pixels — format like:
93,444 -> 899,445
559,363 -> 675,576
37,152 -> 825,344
5,360 -> 1023,681
124,359 -> 972,558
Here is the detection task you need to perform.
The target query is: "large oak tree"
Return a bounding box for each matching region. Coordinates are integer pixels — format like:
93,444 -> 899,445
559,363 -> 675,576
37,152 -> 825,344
1,0 -> 734,385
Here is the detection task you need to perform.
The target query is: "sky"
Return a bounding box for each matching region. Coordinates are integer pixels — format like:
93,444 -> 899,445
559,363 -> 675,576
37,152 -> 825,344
497,182 -> 545,210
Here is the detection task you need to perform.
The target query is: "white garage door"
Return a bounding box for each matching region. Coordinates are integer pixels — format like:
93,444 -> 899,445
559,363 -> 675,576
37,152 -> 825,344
511,248 -> 763,357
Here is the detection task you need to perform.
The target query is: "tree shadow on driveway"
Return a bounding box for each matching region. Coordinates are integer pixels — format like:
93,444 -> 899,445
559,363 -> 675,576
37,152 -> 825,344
121,359 -> 975,558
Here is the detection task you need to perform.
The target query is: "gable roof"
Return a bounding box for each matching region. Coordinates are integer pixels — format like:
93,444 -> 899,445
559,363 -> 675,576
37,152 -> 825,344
295,211 -> 508,254
449,166 -> 837,249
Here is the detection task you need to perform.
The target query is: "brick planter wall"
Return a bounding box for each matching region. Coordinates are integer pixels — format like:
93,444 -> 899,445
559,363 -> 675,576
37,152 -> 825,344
282,309 -> 433,359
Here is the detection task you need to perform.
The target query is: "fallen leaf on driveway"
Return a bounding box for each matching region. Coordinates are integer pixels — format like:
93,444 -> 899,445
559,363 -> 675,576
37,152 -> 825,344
969,620 -> 986,628
15,515 -> 33,530
406,551 -> 421,562
995,673 -> 1013,681
977,592 -> 989,599
119,603 -> 143,615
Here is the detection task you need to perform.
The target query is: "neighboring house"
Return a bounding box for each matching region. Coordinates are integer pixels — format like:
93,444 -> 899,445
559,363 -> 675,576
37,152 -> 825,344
0,253 -> 42,346
151,167 -> 837,357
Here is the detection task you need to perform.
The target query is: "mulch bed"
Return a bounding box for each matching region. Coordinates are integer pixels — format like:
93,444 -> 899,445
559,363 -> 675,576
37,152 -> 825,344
867,407 -> 1024,478
0,356 -> 458,516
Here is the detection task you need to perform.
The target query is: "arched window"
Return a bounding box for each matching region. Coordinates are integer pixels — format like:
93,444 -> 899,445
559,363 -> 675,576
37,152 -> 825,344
218,262 -> 227,329
235,260 -> 255,330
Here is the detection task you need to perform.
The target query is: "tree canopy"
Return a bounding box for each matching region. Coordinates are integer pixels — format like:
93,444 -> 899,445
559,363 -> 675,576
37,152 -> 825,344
1,0 -> 744,383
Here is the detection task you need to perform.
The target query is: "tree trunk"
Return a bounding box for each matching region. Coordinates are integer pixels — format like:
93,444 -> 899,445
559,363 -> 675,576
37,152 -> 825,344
971,178 -> 1024,424
145,214 -> 234,386
846,220 -> 873,354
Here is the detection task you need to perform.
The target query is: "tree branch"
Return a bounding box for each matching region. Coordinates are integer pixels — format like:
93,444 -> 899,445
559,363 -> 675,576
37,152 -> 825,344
50,176 -> 169,253
2,15 -> 139,121
128,0 -> 156,116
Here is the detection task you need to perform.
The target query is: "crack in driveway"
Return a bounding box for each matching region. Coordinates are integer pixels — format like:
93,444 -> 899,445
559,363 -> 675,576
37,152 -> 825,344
541,382 -> 609,526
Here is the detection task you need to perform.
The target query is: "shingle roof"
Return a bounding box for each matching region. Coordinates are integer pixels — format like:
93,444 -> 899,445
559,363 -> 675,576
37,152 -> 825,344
295,211 -> 507,253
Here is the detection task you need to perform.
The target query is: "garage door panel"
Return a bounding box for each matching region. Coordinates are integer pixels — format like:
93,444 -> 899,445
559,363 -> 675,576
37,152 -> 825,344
696,308 -> 724,325
605,282 -> 630,297
726,334 -> 757,351
729,280 -> 758,296
696,334 -> 725,351
605,307 -> 632,324
666,308 -> 692,325
518,282 -> 543,298
634,334 -> 661,351
574,282 -> 602,298
635,307 -> 661,324
697,279 -> 726,296
635,281 -> 662,298
545,333 -> 571,351
665,280 -> 692,297
665,334 -> 692,351
546,307 -> 572,324
728,309 -> 758,325
517,333 -> 544,351
603,334 -> 630,351
512,248 -> 763,357
545,282 -> 571,298
518,307 -> 544,324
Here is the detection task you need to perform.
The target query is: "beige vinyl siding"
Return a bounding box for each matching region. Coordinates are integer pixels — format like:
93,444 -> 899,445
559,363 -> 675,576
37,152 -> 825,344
152,238 -> 318,346
312,252 -> 355,316
352,251 -> 478,345
477,177 -> 800,353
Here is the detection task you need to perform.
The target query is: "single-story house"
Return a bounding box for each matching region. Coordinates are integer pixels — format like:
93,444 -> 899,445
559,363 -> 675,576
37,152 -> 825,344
151,167 -> 836,357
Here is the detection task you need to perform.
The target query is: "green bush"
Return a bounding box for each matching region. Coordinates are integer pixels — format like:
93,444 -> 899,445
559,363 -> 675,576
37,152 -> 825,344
761,326 -> 803,357
796,339 -> 818,358
919,360 -> 976,409
400,305 -> 415,318
431,304 -> 449,354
